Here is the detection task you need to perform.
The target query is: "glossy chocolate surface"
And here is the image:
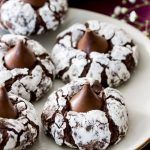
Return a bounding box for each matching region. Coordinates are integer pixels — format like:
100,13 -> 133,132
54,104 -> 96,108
23,0 -> 46,8
70,83 -> 103,112
77,29 -> 109,54
4,40 -> 36,70
0,87 -> 17,119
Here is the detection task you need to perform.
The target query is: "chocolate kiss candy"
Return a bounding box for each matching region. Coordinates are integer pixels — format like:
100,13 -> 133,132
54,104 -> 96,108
70,83 -> 103,112
0,87 -> 17,119
77,29 -> 109,54
4,40 -> 36,70
23,0 -> 46,8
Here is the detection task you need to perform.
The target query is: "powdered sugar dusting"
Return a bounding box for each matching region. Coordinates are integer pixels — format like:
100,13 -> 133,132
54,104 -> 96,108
0,0 -> 36,35
42,78 -> 129,149
51,113 -> 66,145
67,110 -> 110,149
0,93 -> 39,149
106,99 -> 128,142
106,61 -> 130,87
0,0 -> 68,35
0,34 -> 55,102
39,3 -> 59,30
52,20 -> 138,87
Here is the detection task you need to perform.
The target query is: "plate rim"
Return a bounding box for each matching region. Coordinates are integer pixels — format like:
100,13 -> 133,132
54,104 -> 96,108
68,8 -> 150,149
136,138 -> 150,150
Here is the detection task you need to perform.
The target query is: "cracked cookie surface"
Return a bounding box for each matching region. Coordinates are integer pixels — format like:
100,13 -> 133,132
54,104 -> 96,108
52,20 -> 138,87
41,78 -> 128,150
0,93 -> 39,149
0,34 -> 55,102
0,0 -> 68,35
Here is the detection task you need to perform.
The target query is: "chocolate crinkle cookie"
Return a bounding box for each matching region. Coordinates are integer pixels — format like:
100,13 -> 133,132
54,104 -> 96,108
52,20 -> 139,87
0,34 -> 55,102
0,0 -> 68,35
0,86 -> 39,149
41,78 -> 128,150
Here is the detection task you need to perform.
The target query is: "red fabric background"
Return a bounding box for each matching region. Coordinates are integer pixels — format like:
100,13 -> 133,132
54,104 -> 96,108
69,0 -> 150,37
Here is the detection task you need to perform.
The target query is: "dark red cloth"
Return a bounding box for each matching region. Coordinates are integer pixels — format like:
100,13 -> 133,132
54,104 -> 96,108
69,0 -> 150,38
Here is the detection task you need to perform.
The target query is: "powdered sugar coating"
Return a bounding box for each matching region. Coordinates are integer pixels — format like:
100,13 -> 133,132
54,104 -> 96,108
0,0 -> 68,35
0,34 -> 55,102
67,111 -> 110,149
52,20 -> 138,87
0,93 -> 39,150
104,88 -> 128,143
41,78 -> 128,149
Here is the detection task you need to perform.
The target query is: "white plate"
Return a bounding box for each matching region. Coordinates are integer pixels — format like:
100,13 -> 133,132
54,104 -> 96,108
1,8 -> 150,150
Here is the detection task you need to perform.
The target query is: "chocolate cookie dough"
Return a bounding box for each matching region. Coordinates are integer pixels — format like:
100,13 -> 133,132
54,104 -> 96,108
0,34 -> 55,102
0,0 -> 68,35
41,78 -> 128,150
52,20 -> 138,87
0,86 -> 39,149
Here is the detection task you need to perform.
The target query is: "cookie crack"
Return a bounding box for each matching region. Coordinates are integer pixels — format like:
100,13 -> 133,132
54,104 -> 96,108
122,53 -> 135,73
34,10 -> 47,34
103,105 -> 119,145
49,3 -> 67,25
0,123 -> 9,149
80,56 -> 92,77
57,32 -> 72,46
6,127 -> 26,148
57,56 -> 76,82
5,74 -> 27,91
63,114 -> 76,147
37,60 -> 54,80
96,61 -> 109,88
106,95 -> 125,106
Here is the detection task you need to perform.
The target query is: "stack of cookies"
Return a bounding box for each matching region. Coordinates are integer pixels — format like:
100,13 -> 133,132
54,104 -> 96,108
0,1 -> 139,150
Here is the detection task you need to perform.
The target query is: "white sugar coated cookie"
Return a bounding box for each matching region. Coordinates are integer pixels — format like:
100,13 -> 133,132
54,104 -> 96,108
42,78 -> 128,150
0,93 -> 39,149
0,34 -> 55,102
0,0 -> 68,35
52,20 -> 138,87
